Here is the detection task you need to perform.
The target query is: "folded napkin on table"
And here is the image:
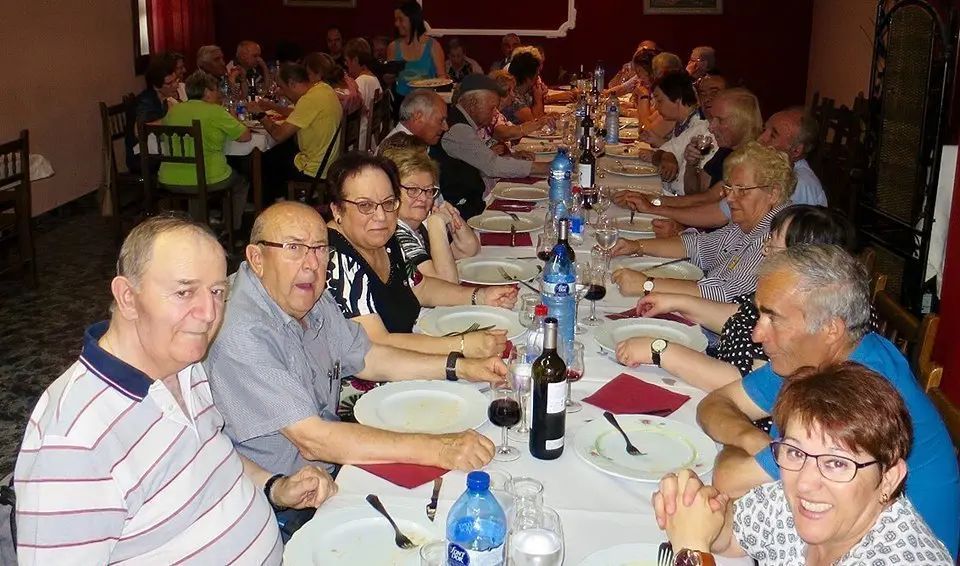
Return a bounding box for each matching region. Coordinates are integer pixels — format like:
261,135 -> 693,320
501,176 -> 542,185
488,199 -> 536,213
480,232 -> 533,247
582,373 -> 689,416
605,307 -> 695,326
357,463 -> 447,489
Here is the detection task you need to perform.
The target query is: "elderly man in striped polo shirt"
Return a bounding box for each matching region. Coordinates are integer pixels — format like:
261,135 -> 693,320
14,214 -> 337,565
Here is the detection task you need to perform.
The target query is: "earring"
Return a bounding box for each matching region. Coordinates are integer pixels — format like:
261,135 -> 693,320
336,217 -> 342,224
879,492 -> 889,504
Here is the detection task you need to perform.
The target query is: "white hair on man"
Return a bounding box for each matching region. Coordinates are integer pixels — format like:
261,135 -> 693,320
399,89 -> 443,122
197,45 -> 222,66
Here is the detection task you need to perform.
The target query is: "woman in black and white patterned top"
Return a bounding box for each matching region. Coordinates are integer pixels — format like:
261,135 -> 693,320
652,362 -> 953,565
379,136 -> 479,283
616,205 -> 858,392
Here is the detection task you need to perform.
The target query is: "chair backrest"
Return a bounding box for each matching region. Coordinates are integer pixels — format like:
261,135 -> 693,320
0,130 -> 29,190
341,108 -> 363,152
138,120 -> 207,198
929,386 -> 960,451
873,289 -> 939,379
367,89 -> 392,151
99,93 -> 136,176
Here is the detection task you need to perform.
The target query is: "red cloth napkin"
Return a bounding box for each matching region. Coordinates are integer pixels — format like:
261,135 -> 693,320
480,232 -> 533,247
582,373 -> 690,416
502,340 -> 514,359
501,176 -> 542,185
488,199 -> 536,213
357,463 -> 447,489
605,307 -> 695,326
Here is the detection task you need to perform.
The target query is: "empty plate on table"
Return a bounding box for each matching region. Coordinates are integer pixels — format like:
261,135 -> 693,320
618,116 -> 639,126
408,77 -> 453,89
594,318 -> 708,354
578,542 -> 664,566
515,140 -> 557,155
603,163 -> 658,177
458,258 -> 539,285
606,144 -> 645,159
354,380 -> 489,434
468,211 -> 544,233
574,414 -> 717,482
418,305 -> 526,341
615,256 -> 703,281
490,184 -> 550,202
611,213 -> 664,236
618,128 -> 640,141
284,505 -> 442,566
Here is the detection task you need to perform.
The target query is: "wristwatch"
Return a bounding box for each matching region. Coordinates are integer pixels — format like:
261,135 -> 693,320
651,338 -> 668,367
674,549 -> 716,566
643,277 -> 656,295
651,197 -> 662,207
264,473 -> 288,512
445,351 -> 463,381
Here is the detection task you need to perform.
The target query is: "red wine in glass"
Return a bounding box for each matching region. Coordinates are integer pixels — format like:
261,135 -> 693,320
566,369 -> 583,383
537,250 -> 552,261
489,398 -> 522,428
581,190 -> 599,210
697,138 -> 714,156
584,284 -> 607,301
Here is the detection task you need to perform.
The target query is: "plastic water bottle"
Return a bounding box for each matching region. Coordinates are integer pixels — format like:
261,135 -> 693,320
525,304 -> 548,363
447,471 -> 507,566
605,95 -> 620,144
548,148 -> 573,205
568,188 -> 585,245
541,227 -> 576,362
235,98 -> 247,122
594,61 -> 605,90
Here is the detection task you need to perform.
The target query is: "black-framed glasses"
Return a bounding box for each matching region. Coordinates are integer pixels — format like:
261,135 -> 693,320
341,197 -> 400,215
771,441 -> 879,483
721,183 -> 770,198
400,184 -> 440,199
257,240 -> 330,261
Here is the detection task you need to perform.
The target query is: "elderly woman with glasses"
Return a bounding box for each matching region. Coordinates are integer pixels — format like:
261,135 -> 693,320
651,361 -> 953,565
379,135 -> 480,283
325,153 -> 516,417
610,141 -> 795,303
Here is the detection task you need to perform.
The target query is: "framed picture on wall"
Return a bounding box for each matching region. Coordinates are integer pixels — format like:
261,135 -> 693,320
643,0 -> 723,15
282,0 -> 357,7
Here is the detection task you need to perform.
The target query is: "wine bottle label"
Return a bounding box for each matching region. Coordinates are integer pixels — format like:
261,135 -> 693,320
448,542 -> 505,566
542,281 -> 571,298
578,164 -> 593,189
545,437 -> 564,450
547,381 -> 566,414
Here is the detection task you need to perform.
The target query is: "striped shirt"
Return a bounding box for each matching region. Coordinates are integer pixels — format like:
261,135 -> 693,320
680,204 -> 786,302
15,322 -> 282,565
396,219 -> 432,267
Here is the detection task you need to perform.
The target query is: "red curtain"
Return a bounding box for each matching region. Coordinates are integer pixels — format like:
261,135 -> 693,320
149,0 -> 216,66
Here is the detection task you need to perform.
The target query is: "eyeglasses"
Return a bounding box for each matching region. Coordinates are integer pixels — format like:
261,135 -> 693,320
721,183 -> 770,198
341,197 -> 401,215
257,240 -> 330,261
771,441 -> 879,483
400,184 -> 440,199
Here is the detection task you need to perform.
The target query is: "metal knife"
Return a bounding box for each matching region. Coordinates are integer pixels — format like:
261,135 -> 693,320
510,224 -> 518,247
426,477 -> 442,522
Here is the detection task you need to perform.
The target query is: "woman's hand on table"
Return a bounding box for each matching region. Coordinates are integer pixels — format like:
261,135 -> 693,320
272,465 -> 339,509
615,337 -> 654,367
435,430 -> 495,471
614,191 -> 656,214
609,239 -> 644,257
658,151 -> 680,182
478,285 -> 519,309
636,291 -> 685,318
456,355 -> 508,385
654,469 -> 730,552
652,218 -> 684,238
463,329 -> 508,358
611,268 -> 647,295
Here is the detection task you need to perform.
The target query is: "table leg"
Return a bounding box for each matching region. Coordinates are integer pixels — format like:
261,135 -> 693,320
252,148 -> 263,212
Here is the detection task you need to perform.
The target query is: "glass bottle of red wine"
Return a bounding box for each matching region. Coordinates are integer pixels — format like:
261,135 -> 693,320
555,218 -> 576,262
578,129 -> 595,190
579,104 -> 594,149
530,318 -> 567,460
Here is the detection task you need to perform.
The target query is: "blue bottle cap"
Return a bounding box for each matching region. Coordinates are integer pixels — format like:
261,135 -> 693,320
466,471 -> 490,491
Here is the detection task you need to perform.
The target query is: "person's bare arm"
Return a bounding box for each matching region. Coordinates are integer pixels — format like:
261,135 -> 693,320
431,40 -> 448,79
422,215 -> 460,283
696,381 -> 771,450
636,292 -> 740,333
351,312 -> 505,359
712,494 -> 746,557
655,201 -> 727,229
261,118 -> 299,143
612,270 -> 703,299
711,446 -> 775,499
616,338 -> 743,392
609,235 -> 687,259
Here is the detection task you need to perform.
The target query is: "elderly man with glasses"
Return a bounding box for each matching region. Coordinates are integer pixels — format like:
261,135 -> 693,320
695,244 -> 960,559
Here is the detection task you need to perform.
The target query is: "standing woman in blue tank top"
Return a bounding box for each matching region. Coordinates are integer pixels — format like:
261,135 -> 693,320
387,1 -> 447,111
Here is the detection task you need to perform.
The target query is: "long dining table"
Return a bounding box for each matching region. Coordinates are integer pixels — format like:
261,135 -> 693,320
286,150 -> 752,565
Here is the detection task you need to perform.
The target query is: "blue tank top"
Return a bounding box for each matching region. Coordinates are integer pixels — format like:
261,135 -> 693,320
394,37 -> 438,96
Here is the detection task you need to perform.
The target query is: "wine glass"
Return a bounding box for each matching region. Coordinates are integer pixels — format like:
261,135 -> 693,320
574,263 -> 591,334
595,215 -> 620,272
693,134 -> 714,158
519,295 -> 540,329
565,341 -> 584,413
488,384 -> 521,461
536,232 -> 555,262
509,506 -> 565,566
581,261 -> 607,327
594,185 -> 613,221
508,345 -> 533,440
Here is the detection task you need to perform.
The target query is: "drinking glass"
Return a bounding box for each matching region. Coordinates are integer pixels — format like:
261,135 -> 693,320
509,345 -> 533,439
581,260 -> 607,327
485,468 -> 515,513
574,263 -> 591,334
693,134 -> 714,158
595,186 -> 613,217
508,477 -> 544,525
536,232 -> 555,262
488,384 -> 521,461
594,215 -> 620,272
565,341 -> 584,413
509,506 -> 565,566
519,295 -> 540,329
420,541 -> 447,566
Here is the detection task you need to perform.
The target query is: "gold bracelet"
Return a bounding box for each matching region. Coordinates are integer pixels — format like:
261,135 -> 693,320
635,242 -> 645,257
460,335 -> 466,354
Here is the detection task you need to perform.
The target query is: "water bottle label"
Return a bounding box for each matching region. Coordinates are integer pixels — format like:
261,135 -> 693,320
570,216 -> 584,237
549,170 -> 571,181
448,542 -> 504,566
542,281 -> 571,298
547,381 -> 566,414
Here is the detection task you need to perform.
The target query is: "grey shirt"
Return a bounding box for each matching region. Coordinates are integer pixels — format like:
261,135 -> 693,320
441,104 -> 533,190
205,262 -> 372,475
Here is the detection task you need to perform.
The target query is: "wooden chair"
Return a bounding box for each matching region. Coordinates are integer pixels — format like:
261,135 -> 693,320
341,108 -> 363,152
859,247 -> 887,300
366,89 -> 393,151
139,120 -> 235,250
929,387 -> 960,449
98,94 -> 140,242
0,129 -> 37,287
873,288 -> 939,382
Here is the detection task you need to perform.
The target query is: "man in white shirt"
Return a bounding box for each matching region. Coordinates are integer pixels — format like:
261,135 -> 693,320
344,38 -> 383,151
380,88 -> 449,149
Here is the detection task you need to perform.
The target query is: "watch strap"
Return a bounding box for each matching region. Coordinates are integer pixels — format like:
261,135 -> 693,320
675,549 -> 716,566
264,473 -> 288,512
445,352 -> 463,381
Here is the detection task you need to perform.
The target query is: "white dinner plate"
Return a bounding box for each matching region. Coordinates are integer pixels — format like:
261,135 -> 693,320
574,415 -> 718,482
354,380 -> 489,434
467,211 -> 544,233
526,127 -> 562,140
418,305 -> 526,341
605,144 -> 645,159
408,77 -> 453,88
618,116 -> 639,126
594,318 -> 708,354
578,542 -> 662,566
610,213 -> 664,236
490,185 -> 550,202
515,140 -> 558,155
618,128 -> 640,141
614,256 -> 703,281
457,258 -> 540,285
283,505 -> 442,566
602,163 -> 658,177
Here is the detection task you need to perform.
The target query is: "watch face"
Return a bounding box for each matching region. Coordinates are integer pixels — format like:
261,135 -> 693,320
643,279 -> 655,292
652,197 -> 662,206
652,338 -> 667,352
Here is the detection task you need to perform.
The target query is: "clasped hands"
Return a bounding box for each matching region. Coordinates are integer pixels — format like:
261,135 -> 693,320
653,468 -> 730,553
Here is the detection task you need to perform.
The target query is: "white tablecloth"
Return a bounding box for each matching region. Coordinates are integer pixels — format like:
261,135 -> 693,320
137,129 -> 277,157
307,226 -> 750,565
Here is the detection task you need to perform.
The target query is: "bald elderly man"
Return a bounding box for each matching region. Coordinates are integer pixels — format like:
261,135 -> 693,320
227,40 -> 273,99
205,202 -> 505,484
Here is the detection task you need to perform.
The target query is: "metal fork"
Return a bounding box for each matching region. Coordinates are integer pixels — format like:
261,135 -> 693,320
366,494 -> 416,550
657,542 -> 674,566
442,322 -> 480,337
499,268 -> 538,293
603,411 -> 646,456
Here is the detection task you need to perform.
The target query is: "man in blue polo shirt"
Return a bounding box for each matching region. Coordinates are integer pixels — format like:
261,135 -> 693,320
696,244 -> 959,558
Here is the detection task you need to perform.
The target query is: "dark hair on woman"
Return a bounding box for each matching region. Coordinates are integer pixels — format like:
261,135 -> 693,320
303,52 -> 345,86
771,205 -> 856,252
632,49 -> 655,76
509,52 -> 541,86
652,72 -> 698,107
326,152 -> 402,205
278,62 -> 311,85
145,54 -> 176,89
275,40 -> 303,64
396,0 -> 428,44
